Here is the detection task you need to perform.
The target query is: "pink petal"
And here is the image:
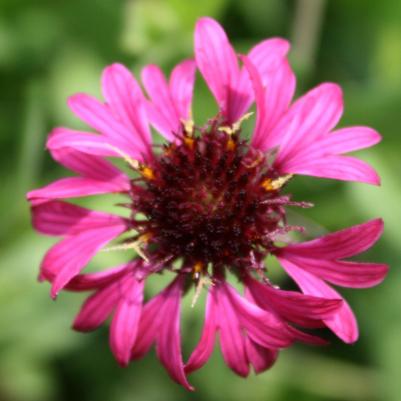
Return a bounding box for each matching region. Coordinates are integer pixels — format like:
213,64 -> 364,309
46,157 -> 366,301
223,283 -> 294,349
31,200 -> 127,236
101,63 -> 151,148
41,224 -> 126,298
241,56 -> 295,151
185,291 -> 217,374
194,17 -> 240,123
282,219 -> 384,260
110,277 -> 145,366
131,287 -> 165,360
28,177 -> 129,201
141,65 -> 180,141
278,257 -> 359,343
245,337 -> 278,374
273,83 -> 343,166
47,128 -> 134,159
215,284 -> 250,377
68,94 -> 148,159
282,154 -> 381,185
299,126 -> 382,157
155,276 -> 193,390
66,264 -> 132,291
169,59 -> 196,120
230,38 -> 291,122
245,276 -> 342,327
49,146 -> 128,182
73,279 -> 121,332
281,255 -> 388,288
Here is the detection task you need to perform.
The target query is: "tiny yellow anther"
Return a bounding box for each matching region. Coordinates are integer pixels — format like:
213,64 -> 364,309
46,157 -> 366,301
181,111 -> 194,136
232,112 -> 254,133
192,261 -> 204,279
226,137 -> 236,151
140,166 -> 155,180
107,144 -> 140,170
261,174 -> 293,191
183,135 -> 195,150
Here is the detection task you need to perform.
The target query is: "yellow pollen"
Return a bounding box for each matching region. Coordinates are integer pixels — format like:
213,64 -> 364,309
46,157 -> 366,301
226,137 -> 236,151
107,144 -> 140,170
218,112 -> 254,136
181,117 -> 195,136
140,166 -> 155,180
261,174 -> 293,191
192,261 -> 204,279
183,136 -> 195,150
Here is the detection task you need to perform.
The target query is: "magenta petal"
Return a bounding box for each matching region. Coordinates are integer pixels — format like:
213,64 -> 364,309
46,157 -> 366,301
141,64 -> 181,140
65,264 -> 132,291
110,277 -> 145,366
169,59 -> 196,120
101,63 -> 151,149
303,126 -> 382,157
194,17 -> 240,122
274,83 -> 343,165
241,56 -> 295,152
31,200 -> 127,236
283,154 -> 380,185
42,224 -> 126,298
73,280 -> 121,332
245,276 -> 342,327
47,127 -> 136,159
156,277 -> 193,390
185,291 -> 217,374
131,287 -> 165,360
68,94 -> 147,159
282,219 -> 384,260
215,285 -> 250,377
224,283 -> 294,349
245,337 -> 278,374
279,258 -> 359,343
28,177 -> 129,201
281,255 -> 388,288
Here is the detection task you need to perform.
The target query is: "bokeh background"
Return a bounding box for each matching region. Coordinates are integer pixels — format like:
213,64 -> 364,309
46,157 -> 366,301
1,0 -> 401,400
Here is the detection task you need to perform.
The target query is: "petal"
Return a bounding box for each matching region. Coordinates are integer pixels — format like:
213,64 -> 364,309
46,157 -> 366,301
278,257 -> 359,343
282,154 -> 381,185
68,94 -> 148,159
49,145 -> 128,182
299,126 -> 382,157
169,59 -> 196,120
101,63 -> 151,148
215,285 -> 250,377
185,291 -> 217,374
194,17 -> 240,122
245,337 -> 278,374
281,255 -> 388,288
224,283 -> 294,349
245,276 -> 342,327
281,219 -> 384,260
141,64 -> 180,140
28,177 -> 129,201
31,200 -> 126,236
131,287 -> 165,360
47,128 -> 133,159
273,83 -> 343,166
66,263 -> 132,291
110,277 -> 145,366
241,56 -> 295,151
155,277 -> 193,391
41,224 -> 126,298
73,279 -> 121,332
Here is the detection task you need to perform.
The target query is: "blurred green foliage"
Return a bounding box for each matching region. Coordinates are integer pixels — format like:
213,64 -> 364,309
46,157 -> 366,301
1,1 -> 400,400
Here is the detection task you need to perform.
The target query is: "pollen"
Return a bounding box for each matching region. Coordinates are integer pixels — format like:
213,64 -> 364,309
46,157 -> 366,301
140,166 -> 155,180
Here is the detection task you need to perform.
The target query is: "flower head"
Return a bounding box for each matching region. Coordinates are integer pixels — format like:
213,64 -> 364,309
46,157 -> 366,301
27,17 -> 387,390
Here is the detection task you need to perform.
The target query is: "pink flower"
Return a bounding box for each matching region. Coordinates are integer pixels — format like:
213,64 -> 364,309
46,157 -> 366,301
27,17 -> 387,390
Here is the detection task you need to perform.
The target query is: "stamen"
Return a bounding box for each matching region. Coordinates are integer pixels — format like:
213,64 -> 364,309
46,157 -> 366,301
218,112 -> 254,135
107,144 -> 140,170
102,233 -> 152,262
181,113 -> 195,136
261,174 -> 293,191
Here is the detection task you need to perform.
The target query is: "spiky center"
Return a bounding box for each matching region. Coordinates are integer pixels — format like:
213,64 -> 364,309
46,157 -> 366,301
129,118 -> 299,275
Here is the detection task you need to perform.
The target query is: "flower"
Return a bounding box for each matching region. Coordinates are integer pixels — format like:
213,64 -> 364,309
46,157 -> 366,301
27,17 -> 387,390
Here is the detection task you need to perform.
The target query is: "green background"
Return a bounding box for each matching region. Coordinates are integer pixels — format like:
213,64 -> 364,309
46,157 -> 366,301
0,0 -> 400,400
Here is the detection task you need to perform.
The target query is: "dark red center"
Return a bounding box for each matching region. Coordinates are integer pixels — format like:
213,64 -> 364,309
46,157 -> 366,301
129,119 -> 300,274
